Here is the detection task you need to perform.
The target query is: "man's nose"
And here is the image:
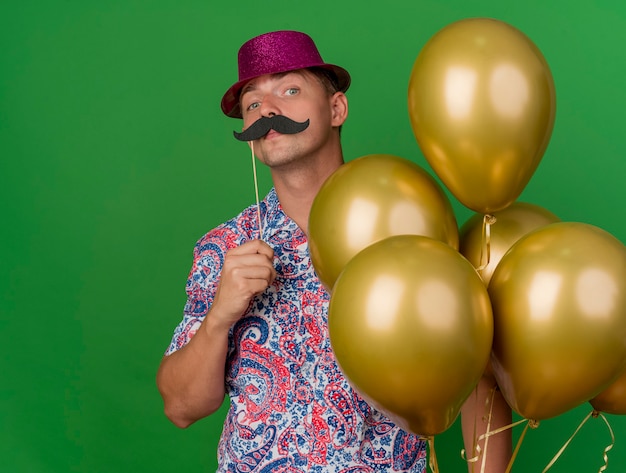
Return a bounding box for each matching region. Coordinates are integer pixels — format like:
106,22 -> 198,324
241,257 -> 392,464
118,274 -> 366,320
259,95 -> 280,117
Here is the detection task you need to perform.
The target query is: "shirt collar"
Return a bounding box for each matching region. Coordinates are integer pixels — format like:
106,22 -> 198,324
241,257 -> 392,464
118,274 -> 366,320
259,188 -> 303,242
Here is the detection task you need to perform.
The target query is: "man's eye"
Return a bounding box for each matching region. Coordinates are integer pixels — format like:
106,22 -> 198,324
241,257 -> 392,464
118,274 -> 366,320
285,88 -> 299,96
246,102 -> 260,111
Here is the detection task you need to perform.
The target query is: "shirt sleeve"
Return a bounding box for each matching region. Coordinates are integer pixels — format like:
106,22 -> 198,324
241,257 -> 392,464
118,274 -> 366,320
164,227 -> 239,355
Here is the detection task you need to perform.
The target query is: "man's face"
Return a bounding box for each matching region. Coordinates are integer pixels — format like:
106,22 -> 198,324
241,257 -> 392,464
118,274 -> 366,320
239,70 -> 342,168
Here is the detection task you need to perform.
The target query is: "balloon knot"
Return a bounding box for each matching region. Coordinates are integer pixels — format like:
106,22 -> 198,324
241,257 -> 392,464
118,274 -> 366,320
484,214 -> 497,225
592,410 -> 600,418
528,419 -> 540,429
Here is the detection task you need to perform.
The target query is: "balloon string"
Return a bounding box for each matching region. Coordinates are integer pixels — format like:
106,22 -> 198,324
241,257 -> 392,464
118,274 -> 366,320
477,214 -> 497,272
484,417 -> 529,439
596,411 -> 615,473
427,436 -> 440,473
462,416 -> 539,473
461,386 -> 479,469
479,386 -> 498,473
250,141 -> 264,239
505,419 -> 540,473
461,385 -> 498,471
541,410 -> 593,472
463,415 -> 528,472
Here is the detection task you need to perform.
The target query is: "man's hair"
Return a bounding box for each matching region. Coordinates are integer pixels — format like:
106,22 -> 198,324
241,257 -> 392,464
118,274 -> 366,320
307,67 -> 341,96
307,67 -> 344,135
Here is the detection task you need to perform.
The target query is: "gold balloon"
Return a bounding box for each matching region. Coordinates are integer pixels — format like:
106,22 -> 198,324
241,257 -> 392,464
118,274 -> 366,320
591,366 -> 626,415
408,18 -> 556,213
460,202 -> 560,285
309,154 -> 458,290
329,234 -> 493,436
489,222 -> 626,420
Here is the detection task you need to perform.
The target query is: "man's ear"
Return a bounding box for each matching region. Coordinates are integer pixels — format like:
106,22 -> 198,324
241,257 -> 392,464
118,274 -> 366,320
330,92 -> 348,127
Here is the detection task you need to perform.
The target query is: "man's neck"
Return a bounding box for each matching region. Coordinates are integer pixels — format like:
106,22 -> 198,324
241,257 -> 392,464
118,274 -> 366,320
271,154 -> 343,234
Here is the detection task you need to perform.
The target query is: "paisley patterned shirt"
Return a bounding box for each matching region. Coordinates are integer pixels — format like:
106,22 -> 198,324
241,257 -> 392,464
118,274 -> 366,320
166,188 -> 427,472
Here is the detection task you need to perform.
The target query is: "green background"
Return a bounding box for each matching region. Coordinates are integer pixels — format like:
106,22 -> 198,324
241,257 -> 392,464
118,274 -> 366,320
1,0 -> 625,471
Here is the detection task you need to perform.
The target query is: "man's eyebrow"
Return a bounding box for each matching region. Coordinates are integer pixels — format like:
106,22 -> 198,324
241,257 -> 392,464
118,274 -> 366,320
240,82 -> 257,97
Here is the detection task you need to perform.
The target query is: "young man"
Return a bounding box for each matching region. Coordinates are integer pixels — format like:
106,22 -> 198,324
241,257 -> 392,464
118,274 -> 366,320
157,30 -> 510,472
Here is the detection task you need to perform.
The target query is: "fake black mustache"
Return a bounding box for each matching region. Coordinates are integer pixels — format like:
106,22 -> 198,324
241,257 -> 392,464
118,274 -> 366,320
233,115 -> 310,142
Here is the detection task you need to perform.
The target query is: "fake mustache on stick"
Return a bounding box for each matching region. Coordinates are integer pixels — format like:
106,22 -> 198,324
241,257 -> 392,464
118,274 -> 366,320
233,115 -> 310,141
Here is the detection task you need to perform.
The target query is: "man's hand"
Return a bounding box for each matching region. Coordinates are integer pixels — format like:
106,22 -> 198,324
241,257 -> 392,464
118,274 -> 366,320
209,239 -> 277,329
